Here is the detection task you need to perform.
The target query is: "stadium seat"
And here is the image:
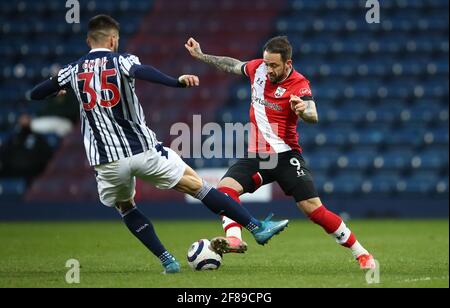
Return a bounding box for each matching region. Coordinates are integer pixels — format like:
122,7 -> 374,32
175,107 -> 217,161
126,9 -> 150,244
413,148 -> 449,171
0,179 -> 27,199
332,172 -> 364,194
305,148 -> 341,171
400,171 -> 440,194
374,150 -> 414,171
368,171 -> 402,194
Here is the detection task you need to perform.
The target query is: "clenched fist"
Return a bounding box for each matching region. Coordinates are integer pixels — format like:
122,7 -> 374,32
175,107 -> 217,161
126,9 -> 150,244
290,94 -> 307,116
185,38 -> 203,59
178,75 -> 200,87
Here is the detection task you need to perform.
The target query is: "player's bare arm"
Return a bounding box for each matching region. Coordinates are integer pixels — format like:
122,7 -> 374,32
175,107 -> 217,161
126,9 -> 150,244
185,37 -> 245,75
290,94 -> 319,124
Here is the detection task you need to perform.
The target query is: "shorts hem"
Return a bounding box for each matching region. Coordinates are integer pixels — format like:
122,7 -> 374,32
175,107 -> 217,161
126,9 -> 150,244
157,163 -> 187,190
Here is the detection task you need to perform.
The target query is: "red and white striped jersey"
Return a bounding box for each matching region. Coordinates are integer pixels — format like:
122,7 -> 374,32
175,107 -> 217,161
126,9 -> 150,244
244,59 -> 313,154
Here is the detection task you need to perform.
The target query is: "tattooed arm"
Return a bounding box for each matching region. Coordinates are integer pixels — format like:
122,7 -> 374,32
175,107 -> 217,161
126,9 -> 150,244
185,37 -> 245,76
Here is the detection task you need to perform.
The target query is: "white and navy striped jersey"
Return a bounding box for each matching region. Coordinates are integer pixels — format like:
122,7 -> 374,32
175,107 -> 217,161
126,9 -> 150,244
57,48 -> 158,166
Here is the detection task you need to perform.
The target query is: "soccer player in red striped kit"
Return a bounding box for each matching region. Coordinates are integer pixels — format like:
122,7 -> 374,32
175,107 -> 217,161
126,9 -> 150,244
185,36 -> 375,269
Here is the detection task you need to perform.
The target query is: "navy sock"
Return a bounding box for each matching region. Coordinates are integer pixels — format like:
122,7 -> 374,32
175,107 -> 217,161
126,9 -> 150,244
121,207 -> 169,261
195,183 -> 261,232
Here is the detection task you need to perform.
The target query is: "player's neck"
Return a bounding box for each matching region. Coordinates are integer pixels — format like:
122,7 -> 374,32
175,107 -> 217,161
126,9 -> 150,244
277,67 -> 293,84
90,45 -> 113,52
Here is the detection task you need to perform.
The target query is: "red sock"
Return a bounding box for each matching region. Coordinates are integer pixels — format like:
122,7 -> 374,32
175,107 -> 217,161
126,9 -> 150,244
218,187 -> 243,233
308,205 -> 356,248
218,187 -> 241,204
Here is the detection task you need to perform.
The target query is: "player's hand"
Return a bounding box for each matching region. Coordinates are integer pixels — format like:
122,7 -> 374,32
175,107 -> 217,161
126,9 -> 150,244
178,75 -> 200,87
290,95 -> 306,116
185,38 -> 203,59
56,90 -> 67,97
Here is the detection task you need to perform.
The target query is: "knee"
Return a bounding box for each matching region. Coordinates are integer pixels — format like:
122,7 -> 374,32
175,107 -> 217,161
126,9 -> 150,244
218,178 -> 244,195
297,197 -> 322,216
115,200 -> 135,214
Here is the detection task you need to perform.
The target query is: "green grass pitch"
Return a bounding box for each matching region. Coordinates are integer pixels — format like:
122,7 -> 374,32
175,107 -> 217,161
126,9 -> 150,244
0,220 -> 448,288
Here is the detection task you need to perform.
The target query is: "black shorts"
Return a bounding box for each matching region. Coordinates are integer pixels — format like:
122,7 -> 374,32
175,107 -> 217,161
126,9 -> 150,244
222,151 -> 319,202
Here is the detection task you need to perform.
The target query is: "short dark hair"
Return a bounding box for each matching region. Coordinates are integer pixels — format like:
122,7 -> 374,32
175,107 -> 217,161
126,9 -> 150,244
87,15 -> 120,43
263,36 -> 293,62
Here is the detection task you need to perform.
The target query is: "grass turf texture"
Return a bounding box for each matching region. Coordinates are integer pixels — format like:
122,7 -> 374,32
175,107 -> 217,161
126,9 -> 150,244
0,220 -> 448,288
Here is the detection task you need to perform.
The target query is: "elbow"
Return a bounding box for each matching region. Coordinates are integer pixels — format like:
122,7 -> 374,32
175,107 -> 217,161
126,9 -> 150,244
301,113 -> 319,124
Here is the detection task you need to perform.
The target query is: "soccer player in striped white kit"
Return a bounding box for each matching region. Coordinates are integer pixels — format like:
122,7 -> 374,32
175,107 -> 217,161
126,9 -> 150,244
30,15 -> 289,274
185,36 -> 376,270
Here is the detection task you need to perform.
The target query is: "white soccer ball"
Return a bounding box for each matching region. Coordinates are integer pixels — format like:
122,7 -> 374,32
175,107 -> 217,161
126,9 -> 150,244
187,239 -> 222,271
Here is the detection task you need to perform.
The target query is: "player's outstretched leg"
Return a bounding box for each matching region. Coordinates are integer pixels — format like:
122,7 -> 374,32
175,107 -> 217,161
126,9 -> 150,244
175,166 -> 289,247
300,198 -> 376,270
196,184 -> 289,246
117,202 -> 180,274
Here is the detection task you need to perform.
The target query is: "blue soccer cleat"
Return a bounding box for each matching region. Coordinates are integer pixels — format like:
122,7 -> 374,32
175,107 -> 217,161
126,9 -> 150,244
162,257 -> 181,274
251,213 -> 289,245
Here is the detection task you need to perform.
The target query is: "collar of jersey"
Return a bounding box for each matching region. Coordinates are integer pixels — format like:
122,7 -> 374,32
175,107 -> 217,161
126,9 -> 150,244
277,67 -> 294,84
89,48 -> 112,53
270,67 -> 294,86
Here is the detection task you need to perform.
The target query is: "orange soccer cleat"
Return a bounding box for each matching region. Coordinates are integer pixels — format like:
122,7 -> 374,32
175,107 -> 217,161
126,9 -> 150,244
210,236 -> 248,254
357,254 -> 377,270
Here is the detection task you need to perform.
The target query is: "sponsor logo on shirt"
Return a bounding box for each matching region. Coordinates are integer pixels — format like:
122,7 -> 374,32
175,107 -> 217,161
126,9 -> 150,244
299,88 -> 312,96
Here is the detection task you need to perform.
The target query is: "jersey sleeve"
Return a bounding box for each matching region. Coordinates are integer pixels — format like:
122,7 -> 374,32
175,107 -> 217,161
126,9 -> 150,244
242,59 -> 264,78
297,80 -> 314,101
56,63 -> 74,88
118,53 -> 142,77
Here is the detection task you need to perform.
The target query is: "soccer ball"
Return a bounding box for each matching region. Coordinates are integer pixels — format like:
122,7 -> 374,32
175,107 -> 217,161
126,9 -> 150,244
187,239 -> 222,271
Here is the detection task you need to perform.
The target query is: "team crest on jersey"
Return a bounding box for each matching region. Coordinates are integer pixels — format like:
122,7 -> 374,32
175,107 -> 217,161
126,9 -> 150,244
274,86 -> 287,98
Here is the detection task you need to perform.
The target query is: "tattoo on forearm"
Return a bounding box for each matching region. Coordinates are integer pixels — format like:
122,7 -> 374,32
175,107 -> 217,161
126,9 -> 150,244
200,54 -> 243,75
304,101 -> 314,114
300,100 -> 319,123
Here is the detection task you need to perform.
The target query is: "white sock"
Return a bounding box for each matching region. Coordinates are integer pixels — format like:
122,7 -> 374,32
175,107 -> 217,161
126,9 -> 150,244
331,222 -> 369,258
331,222 -> 352,245
350,241 -> 369,258
227,226 -> 243,239
222,216 -> 242,240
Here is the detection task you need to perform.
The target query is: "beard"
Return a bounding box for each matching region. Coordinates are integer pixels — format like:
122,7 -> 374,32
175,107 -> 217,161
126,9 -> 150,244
267,66 -> 290,84
268,74 -> 283,84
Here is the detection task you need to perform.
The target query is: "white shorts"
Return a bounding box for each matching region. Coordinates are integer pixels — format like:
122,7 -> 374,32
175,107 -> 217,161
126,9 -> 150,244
94,145 -> 187,207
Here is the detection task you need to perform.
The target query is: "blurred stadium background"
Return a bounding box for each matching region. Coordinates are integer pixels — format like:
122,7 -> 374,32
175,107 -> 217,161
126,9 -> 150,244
0,0 -> 448,220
